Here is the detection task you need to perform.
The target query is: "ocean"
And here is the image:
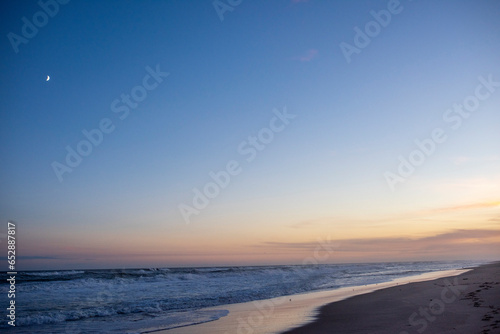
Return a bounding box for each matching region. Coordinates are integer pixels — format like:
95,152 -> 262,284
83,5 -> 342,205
0,260 -> 484,333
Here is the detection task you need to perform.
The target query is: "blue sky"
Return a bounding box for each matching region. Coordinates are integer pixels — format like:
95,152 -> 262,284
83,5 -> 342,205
1,0 -> 499,270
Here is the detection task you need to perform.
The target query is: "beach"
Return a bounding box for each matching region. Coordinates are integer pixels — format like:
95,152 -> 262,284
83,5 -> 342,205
283,261 -> 500,334
161,262 -> 500,334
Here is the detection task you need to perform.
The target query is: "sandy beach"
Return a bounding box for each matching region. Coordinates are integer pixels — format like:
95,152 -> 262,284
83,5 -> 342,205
283,262 -> 500,334
161,262 -> 500,334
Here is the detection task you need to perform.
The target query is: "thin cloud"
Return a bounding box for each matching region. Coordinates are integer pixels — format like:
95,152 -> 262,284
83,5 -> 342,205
431,201 -> 500,213
18,255 -> 62,260
293,49 -> 318,62
260,229 -> 500,254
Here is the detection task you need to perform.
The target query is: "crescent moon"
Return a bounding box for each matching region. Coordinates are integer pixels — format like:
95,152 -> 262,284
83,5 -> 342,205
46,75 -> 50,81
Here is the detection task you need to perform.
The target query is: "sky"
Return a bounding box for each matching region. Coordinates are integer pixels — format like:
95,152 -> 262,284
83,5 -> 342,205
1,0 -> 499,270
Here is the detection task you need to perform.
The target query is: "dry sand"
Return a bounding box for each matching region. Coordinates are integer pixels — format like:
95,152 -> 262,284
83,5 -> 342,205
159,265 -> 500,334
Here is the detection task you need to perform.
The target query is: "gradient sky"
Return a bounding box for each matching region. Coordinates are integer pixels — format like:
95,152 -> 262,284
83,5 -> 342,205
1,0 -> 499,270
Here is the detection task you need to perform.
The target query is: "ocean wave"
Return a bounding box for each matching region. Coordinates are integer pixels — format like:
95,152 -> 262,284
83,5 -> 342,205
24,270 -> 85,277
13,306 -> 230,333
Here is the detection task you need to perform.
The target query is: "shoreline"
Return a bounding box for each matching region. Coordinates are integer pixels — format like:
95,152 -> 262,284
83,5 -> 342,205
159,267 -> 475,334
283,261 -> 500,334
